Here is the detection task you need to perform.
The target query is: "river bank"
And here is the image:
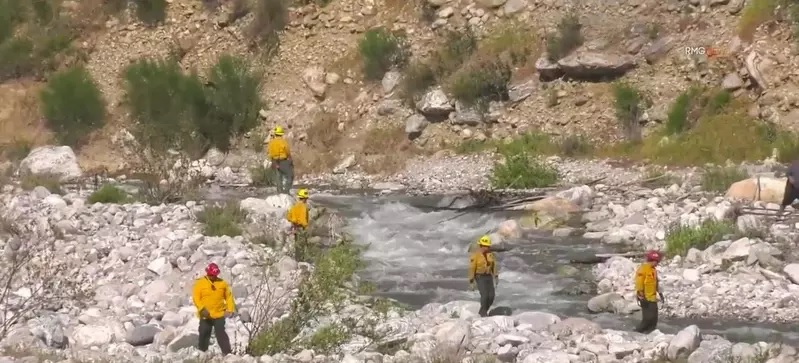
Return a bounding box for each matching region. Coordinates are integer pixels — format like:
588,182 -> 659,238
0,180 -> 795,363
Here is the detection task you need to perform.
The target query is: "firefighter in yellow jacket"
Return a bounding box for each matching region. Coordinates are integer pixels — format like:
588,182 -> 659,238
468,235 -> 499,317
286,188 -> 310,232
634,250 -> 665,333
192,263 -> 236,355
265,126 -> 293,194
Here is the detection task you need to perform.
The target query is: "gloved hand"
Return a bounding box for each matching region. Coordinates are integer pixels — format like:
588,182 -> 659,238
200,308 -> 210,319
224,311 -> 235,318
468,280 -> 475,291
658,291 -> 665,303
494,277 -> 499,287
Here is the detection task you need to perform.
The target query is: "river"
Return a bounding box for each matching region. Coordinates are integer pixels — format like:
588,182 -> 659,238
204,186 -> 799,344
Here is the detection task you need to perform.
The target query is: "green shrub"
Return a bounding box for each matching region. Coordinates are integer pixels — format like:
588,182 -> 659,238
774,131 -> 799,162
491,153 -> 559,189
306,324 -> 350,354
358,27 -> 409,80
248,237 -> 365,355
124,58 -> 201,153
478,23 -> 538,66
665,88 -> 698,134
124,55 -> 262,156
250,165 -> 277,187
0,139 -> 32,161
701,166 -> 747,193
200,55 -> 263,151
39,66 -> 106,148
454,139 -> 493,154
737,0 -> 778,41
665,219 -> 735,257
497,132 -> 554,156
20,174 -> 62,194
429,29 -> 477,78
249,0 -> 288,57
0,0 -> 26,43
449,60 -> 511,110
612,82 -> 644,142
399,61 -> 435,106
88,184 -> 131,204
557,135 -> 593,157
545,13 -> 583,61
134,0 -> 168,26
197,203 -> 248,237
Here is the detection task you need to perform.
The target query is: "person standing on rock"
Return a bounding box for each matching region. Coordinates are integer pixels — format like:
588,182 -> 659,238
192,263 -> 236,355
265,126 -> 293,194
634,250 -> 664,333
779,160 -> 799,215
286,188 -> 312,260
468,235 -> 499,317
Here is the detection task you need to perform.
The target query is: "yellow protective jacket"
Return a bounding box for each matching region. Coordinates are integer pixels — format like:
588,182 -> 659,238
634,263 -> 659,302
286,201 -> 309,229
468,251 -> 497,281
192,276 -> 236,319
267,137 -> 291,161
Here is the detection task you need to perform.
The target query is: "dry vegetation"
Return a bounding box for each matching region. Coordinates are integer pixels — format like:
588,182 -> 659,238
359,123 -> 414,175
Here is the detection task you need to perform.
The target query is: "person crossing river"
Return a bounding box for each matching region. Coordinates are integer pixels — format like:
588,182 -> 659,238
634,250 -> 665,333
265,126 -> 294,194
468,235 -> 499,317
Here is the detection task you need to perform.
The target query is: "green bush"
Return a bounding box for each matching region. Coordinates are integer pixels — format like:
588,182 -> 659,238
358,27 -> 409,80
0,139 -> 31,161
200,55 -> 263,151
88,184 -> 131,204
250,165 -> 277,187
665,219 -> 735,257
197,203 -> 248,237
491,153 -> 559,189
429,29 -> 477,78
124,55 -> 263,156
248,237 -> 365,355
134,0 -> 168,26
545,14 -> 583,61
249,0 -> 288,57
665,88 -> 697,134
612,82 -> 645,142
399,61 -> 435,106
557,135 -> 593,157
20,174 -> 62,194
39,66 -> 106,148
0,0 -> 78,80
124,58 -> 204,154
701,166 -> 747,193
306,324 -> 350,354
449,60 -> 511,110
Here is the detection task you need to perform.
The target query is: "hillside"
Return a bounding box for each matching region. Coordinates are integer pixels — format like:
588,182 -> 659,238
1,0 -> 799,178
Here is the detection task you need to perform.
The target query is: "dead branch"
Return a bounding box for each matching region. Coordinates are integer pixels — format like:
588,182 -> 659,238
0,213 -> 92,343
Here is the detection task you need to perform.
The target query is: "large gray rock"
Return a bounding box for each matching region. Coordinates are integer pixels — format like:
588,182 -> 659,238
126,325 -> 162,346
19,145 -> 82,182
557,52 -> 636,79
668,325 -> 702,360
301,66 -> 327,98
415,88 -> 454,117
535,56 -> 563,81
405,114 -> 429,135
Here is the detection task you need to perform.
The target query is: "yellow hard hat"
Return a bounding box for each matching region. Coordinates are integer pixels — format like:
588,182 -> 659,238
273,126 -> 284,136
297,188 -> 309,199
478,235 -> 491,247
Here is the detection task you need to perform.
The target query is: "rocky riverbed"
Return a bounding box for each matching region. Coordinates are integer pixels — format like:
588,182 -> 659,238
0,182 -> 797,363
4,145 -> 799,362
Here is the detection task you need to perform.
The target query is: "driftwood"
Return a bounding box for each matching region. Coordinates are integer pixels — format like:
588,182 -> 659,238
569,251 -> 644,265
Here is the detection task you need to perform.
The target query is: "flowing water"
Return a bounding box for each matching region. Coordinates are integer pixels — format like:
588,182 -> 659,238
203,187 -> 799,344
311,193 -> 799,345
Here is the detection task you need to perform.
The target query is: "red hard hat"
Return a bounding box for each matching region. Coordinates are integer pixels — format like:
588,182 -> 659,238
645,250 -> 662,262
205,263 -> 220,277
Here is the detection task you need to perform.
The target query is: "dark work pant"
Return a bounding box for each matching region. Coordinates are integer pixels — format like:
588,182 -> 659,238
635,300 -> 658,333
475,274 -> 495,317
198,318 -> 232,355
274,159 -> 294,194
781,180 -> 799,208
